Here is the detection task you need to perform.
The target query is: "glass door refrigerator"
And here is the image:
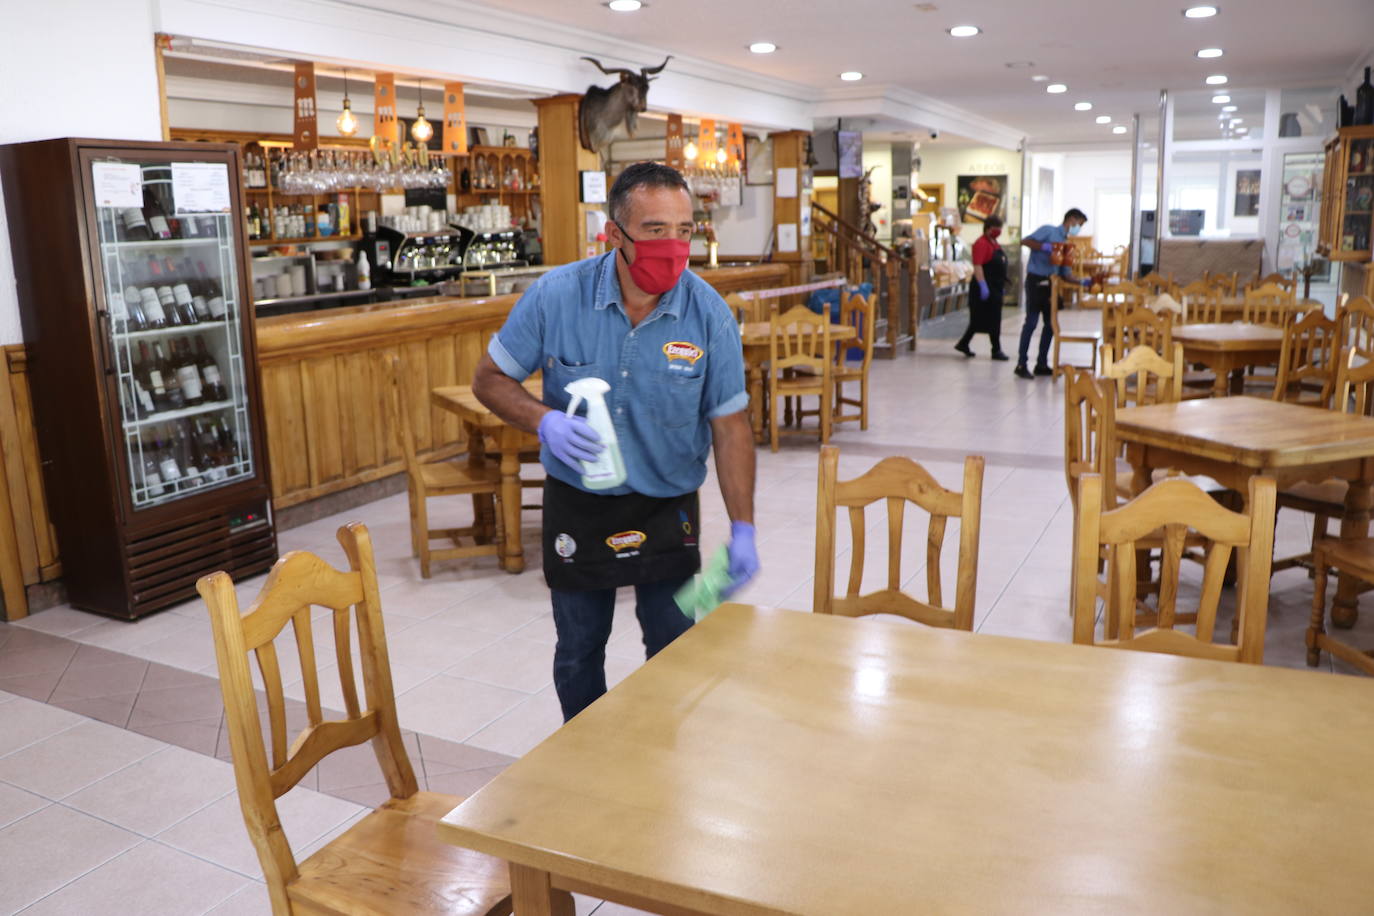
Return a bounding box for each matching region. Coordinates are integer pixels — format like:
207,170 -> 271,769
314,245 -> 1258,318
0,138 -> 276,619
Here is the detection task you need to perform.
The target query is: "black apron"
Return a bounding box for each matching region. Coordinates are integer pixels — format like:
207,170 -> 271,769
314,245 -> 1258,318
542,476 -> 701,592
968,244 -> 1007,333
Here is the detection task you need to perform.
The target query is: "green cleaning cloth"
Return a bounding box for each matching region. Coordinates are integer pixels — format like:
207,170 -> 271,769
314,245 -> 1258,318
674,546 -> 733,622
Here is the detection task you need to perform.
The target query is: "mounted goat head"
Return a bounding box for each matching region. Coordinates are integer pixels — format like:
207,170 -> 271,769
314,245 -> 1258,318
578,56 -> 671,154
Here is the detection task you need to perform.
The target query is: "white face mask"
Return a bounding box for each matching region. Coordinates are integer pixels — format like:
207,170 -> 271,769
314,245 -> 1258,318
1068,223 -> 1083,237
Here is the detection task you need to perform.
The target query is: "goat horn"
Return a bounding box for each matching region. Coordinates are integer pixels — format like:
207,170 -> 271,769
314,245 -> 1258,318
640,56 -> 672,76
582,56 -> 636,78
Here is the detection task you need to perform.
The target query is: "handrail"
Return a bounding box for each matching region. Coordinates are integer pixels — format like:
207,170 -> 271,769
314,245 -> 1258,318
810,201 -> 896,258
809,201 -> 919,355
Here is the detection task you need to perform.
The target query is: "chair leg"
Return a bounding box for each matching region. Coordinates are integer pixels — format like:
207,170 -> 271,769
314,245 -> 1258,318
1308,513 -> 1329,579
1308,546 -> 1328,667
820,386 -> 832,444
770,382 -> 780,453
859,374 -> 869,431
407,485 -> 423,560
415,492 -> 432,579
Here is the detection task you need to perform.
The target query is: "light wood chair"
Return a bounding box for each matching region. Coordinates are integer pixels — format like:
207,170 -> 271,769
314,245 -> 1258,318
1063,367 -> 1122,514
831,291 -> 876,431
1338,294 -> 1374,356
386,355 -> 503,578
1251,271 -> 1296,293
1051,276 -> 1101,372
1275,350 -> 1374,576
813,445 -> 984,631
1272,309 -> 1340,407
1243,282 -> 1297,327
199,524 -> 513,916
1099,343 -> 1184,408
722,292 -> 752,324
1178,281 -> 1223,324
768,304 -> 832,452
1202,270 -> 1239,297
1072,473 -> 1277,664
1137,272 -> 1177,297
1110,305 -> 1174,357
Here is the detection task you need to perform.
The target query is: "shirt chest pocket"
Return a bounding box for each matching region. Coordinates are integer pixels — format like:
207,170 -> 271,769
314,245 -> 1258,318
653,371 -> 705,429
544,356 -> 600,407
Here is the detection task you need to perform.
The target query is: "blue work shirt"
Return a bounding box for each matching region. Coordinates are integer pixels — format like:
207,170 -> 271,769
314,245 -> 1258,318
488,251 -> 748,498
1024,223 -> 1074,278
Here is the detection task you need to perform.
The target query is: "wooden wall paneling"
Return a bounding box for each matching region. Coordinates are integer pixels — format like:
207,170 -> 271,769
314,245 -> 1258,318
299,355 -> 343,489
336,350 -> 377,474
0,353 -> 39,585
427,334 -> 459,444
534,94 -> 603,265
375,346 -> 402,466
7,358 -> 57,580
400,340 -> 432,450
262,363 -> 310,501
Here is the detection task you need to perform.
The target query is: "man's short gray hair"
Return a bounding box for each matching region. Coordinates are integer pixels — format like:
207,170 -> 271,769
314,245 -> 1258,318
608,161 -> 690,226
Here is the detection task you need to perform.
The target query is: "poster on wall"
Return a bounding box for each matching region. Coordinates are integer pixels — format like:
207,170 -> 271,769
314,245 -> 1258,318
1234,169 -> 1261,217
956,175 -> 1006,223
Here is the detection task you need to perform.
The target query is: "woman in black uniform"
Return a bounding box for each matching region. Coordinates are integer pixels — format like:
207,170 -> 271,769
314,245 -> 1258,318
954,215 -> 1009,360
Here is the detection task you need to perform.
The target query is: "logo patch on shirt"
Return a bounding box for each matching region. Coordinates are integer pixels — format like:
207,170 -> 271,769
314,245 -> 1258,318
554,533 -> 577,558
663,341 -> 704,366
606,530 -> 647,552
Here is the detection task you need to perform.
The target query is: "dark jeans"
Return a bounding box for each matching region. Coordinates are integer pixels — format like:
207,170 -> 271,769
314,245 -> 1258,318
550,575 -> 693,721
1017,274 -> 1054,368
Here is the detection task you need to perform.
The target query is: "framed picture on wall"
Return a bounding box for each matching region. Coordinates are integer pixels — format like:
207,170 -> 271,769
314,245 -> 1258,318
745,136 -> 774,186
1234,169 -> 1261,217
957,174 -> 1006,222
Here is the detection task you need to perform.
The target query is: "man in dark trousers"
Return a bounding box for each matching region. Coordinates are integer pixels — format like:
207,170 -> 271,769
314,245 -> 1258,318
1014,207 -> 1089,379
471,162 -> 759,721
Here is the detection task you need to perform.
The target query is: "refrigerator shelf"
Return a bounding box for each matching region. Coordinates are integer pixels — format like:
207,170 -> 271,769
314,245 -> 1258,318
122,398 -> 237,429
132,463 -> 253,508
112,321 -> 235,342
100,237 -> 223,253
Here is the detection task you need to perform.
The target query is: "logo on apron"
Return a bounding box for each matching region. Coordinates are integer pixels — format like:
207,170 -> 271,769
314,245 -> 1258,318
606,530 -> 647,557
554,533 -> 577,558
663,341 -> 704,368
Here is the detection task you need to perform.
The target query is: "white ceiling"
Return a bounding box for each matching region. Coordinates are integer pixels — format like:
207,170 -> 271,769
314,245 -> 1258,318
449,0 -> 1373,144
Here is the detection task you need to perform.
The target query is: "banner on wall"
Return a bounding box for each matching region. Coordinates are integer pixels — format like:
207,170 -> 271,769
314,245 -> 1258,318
666,114 -> 685,171
697,118 -> 718,166
293,62 -> 318,150
442,82 -> 467,155
373,73 -> 400,149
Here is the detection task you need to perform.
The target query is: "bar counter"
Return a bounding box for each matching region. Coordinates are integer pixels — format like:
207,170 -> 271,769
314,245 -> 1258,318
254,262 -> 791,509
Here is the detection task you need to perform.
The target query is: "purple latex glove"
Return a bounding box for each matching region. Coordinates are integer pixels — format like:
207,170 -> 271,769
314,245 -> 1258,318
720,521 -> 759,599
977,279 -> 990,299
1080,277 -> 1093,288
537,410 -> 603,472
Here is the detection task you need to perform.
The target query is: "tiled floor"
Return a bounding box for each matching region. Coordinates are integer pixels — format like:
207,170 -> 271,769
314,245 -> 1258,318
2,307 -> 1371,914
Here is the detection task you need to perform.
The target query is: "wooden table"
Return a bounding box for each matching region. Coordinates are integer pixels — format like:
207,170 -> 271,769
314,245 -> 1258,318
1116,397 -> 1374,627
1170,323 -> 1284,397
739,321 -> 858,444
431,381 -> 541,573
438,604 -> 1374,914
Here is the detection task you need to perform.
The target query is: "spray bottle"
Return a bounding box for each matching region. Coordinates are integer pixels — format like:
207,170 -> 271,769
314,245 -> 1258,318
564,377 -> 627,490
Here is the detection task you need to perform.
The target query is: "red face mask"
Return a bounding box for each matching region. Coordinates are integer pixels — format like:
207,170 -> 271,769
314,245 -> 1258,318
616,223 -> 690,295
988,227 -> 1002,239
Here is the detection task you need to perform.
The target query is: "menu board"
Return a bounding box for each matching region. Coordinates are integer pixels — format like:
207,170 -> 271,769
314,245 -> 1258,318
1276,151 -> 1329,280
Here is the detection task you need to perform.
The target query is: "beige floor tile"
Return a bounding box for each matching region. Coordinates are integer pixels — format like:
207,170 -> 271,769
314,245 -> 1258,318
0,695 -> 83,756
426,592 -> 550,637
442,634 -> 556,694
383,618 -> 504,673
0,780 -> 47,830
64,745 -> 236,836
463,685 -> 565,758
393,674 -> 528,744
157,787 -> 364,879
19,839 -> 250,916
9,605 -> 107,638
0,719 -> 163,800
592,902 -> 658,916
377,575 -> 503,620
0,804 -> 141,913
68,612 -> 200,655
204,882 -> 272,915
132,623 -> 221,673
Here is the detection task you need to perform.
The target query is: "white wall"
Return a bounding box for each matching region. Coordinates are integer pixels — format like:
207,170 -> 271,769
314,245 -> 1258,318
861,142 -> 893,242
1028,149 -> 1134,248
916,144 -> 1024,245
0,0 -> 164,344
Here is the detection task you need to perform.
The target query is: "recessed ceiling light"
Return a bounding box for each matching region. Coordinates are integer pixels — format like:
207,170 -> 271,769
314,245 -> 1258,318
1205,74 -> 1228,85
1005,60 -> 1035,69
1231,118 -> 1243,124
1221,105 -> 1237,112
1196,48 -> 1223,58
1031,74 -> 1049,82
1183,5 -> 1219,17
1095,115 -> 1112,124
1074,101 -> 1093,111
1046,83 -> 1068,94
839,71 -> 864,81
606,0 -> 642,10
947,25 -> 981,37
1212,94 -> 1231,103
748,41 -> 777,54
1112,125 -> 1128,134
1236,127 -> 1248,134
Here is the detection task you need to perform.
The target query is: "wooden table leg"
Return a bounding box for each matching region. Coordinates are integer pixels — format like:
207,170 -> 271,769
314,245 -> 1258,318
745,357 -> 766,444
1331,476 -> 1372,629
510,864 -> 574,916
499,443 -> 525,574
465,423 -> 497,545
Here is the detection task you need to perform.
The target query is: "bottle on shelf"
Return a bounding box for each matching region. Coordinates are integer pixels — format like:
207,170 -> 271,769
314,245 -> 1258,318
193,337 -> 228,402
173,423 -> 202,486
192,418 -> 222,480
140,170 -> 174,240
195,261 -> 227,319
1356,67 -> 1374,127
162,258 -> 200,326
357,251 -> 371,290
179,258 -> 211,321
153,430 -> 183,488
151,343 -> 186,411
118,261 -> 151,332
119,205 -> 151,242
169,339 -> 205,407
139,440 -> 166,497
144,257 -> 183,327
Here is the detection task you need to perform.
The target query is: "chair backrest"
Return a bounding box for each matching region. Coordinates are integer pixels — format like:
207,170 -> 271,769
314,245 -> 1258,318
1177,281 -> 1222,323
1252,271 -> 1296,293
1062,366 -> 1118,513
1204,271 -> 1239,297
722,292 -> 751,324
1100,343 -> 1184,407
1049,276 -> 1082,332
1072,474 -> 1276,664
836,291 -> 876,370
1333,347 -> 1374,417
384,354 -> 421,478
813,445 -> 984,631
769,304 -> 831,376
1273,309 -> 1340,407
199,523 -> 417,911
1137,272 -> 1176,297
1243,282 -> 1297,326
1338,295 -> 1374,357
1112,305 -> 1174,356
